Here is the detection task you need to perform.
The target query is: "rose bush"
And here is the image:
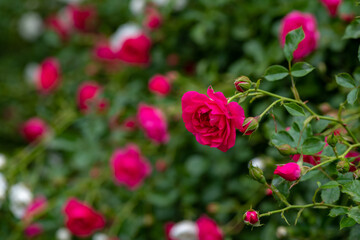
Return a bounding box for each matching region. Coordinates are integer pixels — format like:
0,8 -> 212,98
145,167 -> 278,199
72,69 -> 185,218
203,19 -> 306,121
1,0 -> 360,239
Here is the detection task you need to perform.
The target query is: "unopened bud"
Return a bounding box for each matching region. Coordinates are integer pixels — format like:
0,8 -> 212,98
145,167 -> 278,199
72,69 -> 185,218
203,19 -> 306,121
276,144 -> 297,155
243,210 -> 260,226
242,117 -> 259,135
337,159 -> 350,173
234,76 -> 251,92
327,133 -> 338,148
249,163 -> 266,184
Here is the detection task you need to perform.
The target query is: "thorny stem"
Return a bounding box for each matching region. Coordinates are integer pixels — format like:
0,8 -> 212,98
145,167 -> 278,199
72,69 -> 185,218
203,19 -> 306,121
266,183 -> 291,206
259,203 -> 350,218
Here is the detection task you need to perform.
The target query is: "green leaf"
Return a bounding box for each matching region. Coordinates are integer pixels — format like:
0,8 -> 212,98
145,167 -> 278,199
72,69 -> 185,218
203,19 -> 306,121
264,65 -> 289,81
321,186 -> 340,204
348,207 -> 360,224
340,217 -> 357,229
291,62 -> 315,77
344,19 -> 360,39
329,208 -> 348,217
271,131 -> 295,148
335,73 -> 356,88
284,103 -> 305,116
349,225 -> 360,240
347,88 -> 359,105
321,181 -> 339,189
342,180 -> 360,202
302,137 -> 326,155
284,27 -> 305,62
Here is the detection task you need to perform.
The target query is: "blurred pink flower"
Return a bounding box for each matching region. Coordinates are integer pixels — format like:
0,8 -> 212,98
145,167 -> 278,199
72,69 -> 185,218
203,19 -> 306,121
21,118 -> 48,143
144,7 -> 162,30
68,4 -> 96,31
36,58 -> 61,93
77,81 -> 107,112
110,144 -> 152,190
279,11 -> 320,60
148,74 -> 171,96
63,198 -> 105,237
23,196 -> 47,223
137,104 -> 169,143
320,0 -> 342,17
24,223 -> 43,238
196,215 -> 223,240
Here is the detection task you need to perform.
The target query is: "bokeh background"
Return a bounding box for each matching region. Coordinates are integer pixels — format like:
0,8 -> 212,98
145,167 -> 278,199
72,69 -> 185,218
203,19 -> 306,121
1,0 -> 360,239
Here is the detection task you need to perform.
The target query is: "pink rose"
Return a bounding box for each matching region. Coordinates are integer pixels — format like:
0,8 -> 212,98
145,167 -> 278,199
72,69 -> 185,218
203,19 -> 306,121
137,104 -> 169,143
77,82 -> 107,112
274,162 -> 301,181
23,196 -> 47,223
21,118 -> 48,143
117,34 -> 151,65
196,216 -> 223,240
110,144 -> 152,190
63,198 -> 105,237
148,74 -> 171,96
320,0 -> 342,17
94,42 -> 117,61
181,87 -> 245,152
46,9 -> 73,41
36,58 -> 61,93
243,211 -> 259,225
280,11 -> 320,60
144,7 -> 162,30
24,223 -> 43,238
292,154 -> 320,166
68,4 -> 96,32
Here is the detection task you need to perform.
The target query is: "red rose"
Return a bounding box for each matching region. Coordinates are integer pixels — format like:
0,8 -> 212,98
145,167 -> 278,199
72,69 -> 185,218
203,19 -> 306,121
117,34 -> 151,65
279,11 -> 320,60
148,74 -> 171,96
137,104 -> 169,143
68,4 -> 96,32
274,162 -> 301,181
320,0 -> 342,17
24,223 -> 43,238
63,198 -> 105,237
77,82 -> 107,112
244,211 -> 259,225
181,87 -> 245,152
196,216 -> 223,240
21,118 -> 48,143
110,144 -> 152,190
36,58 -> 61,93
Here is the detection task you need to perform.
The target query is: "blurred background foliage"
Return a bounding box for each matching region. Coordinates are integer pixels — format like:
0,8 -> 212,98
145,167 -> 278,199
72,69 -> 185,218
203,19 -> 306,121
1,0 -> 360,239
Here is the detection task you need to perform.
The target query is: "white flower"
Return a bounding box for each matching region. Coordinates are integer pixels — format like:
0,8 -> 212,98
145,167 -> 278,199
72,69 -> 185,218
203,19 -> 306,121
130,0 -> 146,15
109,23 -> 142,52
250,157 -> 265,170
276,226 -> 288,238
169,220 -> 198,240
93,233 -> 108,240
0,154 -> 6,169
9,183 -> 33,219
24,62 -> 39,85
56,228 -> 72,240
0,173 -> 7,205
18,12 -> 44,41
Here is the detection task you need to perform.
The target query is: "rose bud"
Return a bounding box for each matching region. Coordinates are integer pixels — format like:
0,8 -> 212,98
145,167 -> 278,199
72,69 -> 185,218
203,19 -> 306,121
249,163 -> 266,184
234,76 -> 251,92
327,133 -> 338,148
21,118 -> 48,143
274,162 -> 301,181
241,117 -> 259,135
320,0 -> 342,17
243,210 -> 260,226
336,159 -> 350,173
265,188 -> 273,196
148,74 -> 171,96
276,144 -> 297,155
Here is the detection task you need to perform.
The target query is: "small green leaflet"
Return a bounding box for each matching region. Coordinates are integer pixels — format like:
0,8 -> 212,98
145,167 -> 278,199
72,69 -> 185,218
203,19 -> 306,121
284,103 -> 305,116
264,65 -> 289,81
